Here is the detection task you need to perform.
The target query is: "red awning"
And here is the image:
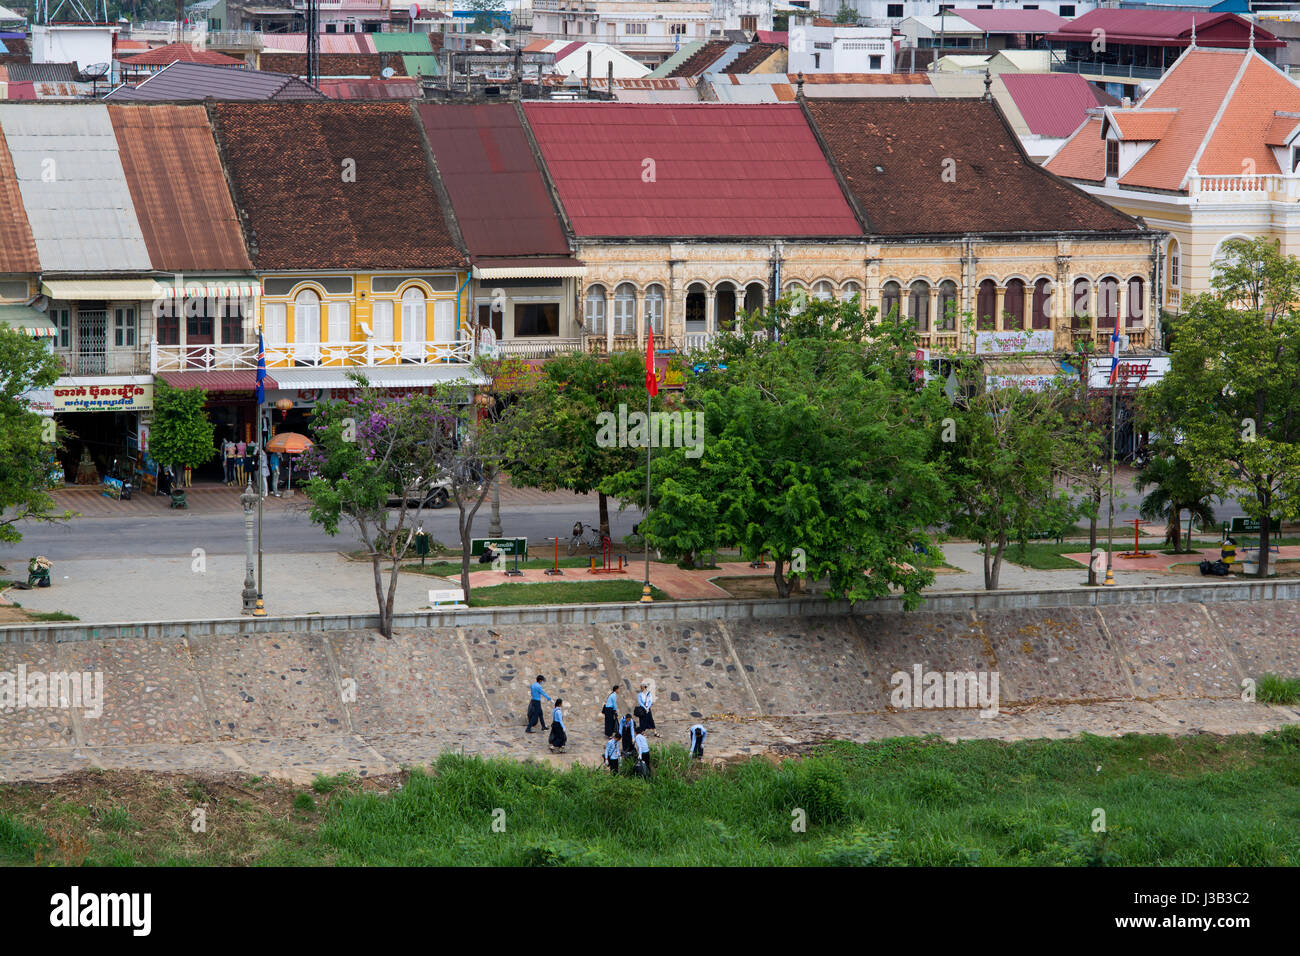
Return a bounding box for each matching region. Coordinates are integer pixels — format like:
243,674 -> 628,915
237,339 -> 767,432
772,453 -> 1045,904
156,370 -> 278,391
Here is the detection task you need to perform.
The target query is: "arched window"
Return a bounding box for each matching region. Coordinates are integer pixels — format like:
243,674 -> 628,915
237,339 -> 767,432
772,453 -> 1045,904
686,282 -> 707,329
585,284 -> 606,335
880,281 -> 901,320
1098,277 -> 1119,329
909,280 -> 930,332
645,284 -> 665,335
937,280 -> 957,331
715,281 -> 736,330
812,280 -> 834,301
401,286 -> 425,359
976,279 -> 997,330
614,283 -> 636,335
1032,278 -> 1052,330
742,282 -> 765,314
294,289 -> 320,362
1072,277 -> 1092,329
1003,278 -> 1025,331
841,281 -> 861,305
1167,239 -> 1180,288
1126,277 -> 1144,328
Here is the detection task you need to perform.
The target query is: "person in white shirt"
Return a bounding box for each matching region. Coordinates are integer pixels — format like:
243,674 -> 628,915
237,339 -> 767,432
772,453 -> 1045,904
688,724 -> 706,759
633,731 -> 651,772
635,681 -> 659,737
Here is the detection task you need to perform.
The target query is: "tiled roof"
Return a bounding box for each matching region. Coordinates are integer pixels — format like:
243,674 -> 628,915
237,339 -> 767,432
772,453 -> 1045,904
1000,73 -> 1111,138
0,123 -> 38,273
1264,112 -> 1300,146
108,104 -> 252,272
258,53 -> 405,77
666,40 -> 730,78
522,102 -> 862,238
210,101 -> 463,270
807,98 -> 1141,236
118,42 -> 244,66
723,43 -> 782,75
104,60 -> 326,101
419,103 -> 570,258
948,8 -> 1065,32
1047,48 -> 1300,192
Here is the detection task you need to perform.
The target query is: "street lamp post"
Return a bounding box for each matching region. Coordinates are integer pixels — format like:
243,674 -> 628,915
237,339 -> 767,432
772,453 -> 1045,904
240,479 -> 259,613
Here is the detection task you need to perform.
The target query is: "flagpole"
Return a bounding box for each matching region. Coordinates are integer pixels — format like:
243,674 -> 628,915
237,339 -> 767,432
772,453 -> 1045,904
254,327 -> 267,616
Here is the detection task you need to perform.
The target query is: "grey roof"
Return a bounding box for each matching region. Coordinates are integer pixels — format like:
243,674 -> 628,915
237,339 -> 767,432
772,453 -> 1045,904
4,62 -> 78,83
0,103 -> 152,273
104,60 -> 326,101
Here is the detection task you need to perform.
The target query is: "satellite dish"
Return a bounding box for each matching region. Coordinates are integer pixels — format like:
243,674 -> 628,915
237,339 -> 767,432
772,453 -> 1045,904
84,62 -> 110,78
381,66 -> 396,77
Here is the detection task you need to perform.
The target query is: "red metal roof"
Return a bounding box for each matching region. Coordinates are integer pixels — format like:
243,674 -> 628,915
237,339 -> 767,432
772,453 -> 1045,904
1001,73 -> 1109,138
949,8 -> 1065,33
1047,10 -> 1283,48
156,370 -> 277,391
0,124 -> 38,273
418,103 -> 572,258
318,77 -> 420,99
522,103 -> 863,238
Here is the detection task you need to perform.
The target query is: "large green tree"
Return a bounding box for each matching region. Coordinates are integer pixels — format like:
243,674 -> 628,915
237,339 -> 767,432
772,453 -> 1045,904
149,381 -> 216,471
1143,237 -> 1300,575
503,349 -> 663,538
605,295 -> 951,606
0,330 -> 72,545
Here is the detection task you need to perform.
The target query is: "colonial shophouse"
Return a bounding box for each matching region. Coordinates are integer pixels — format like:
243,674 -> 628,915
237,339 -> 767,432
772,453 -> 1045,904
1046,42 -> 1300,316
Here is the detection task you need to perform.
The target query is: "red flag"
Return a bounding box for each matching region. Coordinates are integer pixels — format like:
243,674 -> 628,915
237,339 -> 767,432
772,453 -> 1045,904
645,326 -> 658,396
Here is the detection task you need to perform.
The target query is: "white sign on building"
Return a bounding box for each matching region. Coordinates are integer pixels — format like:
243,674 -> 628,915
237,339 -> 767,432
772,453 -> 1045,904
975,330 -> 1055,354
985,373 -> 1072,392
1086,356 -> 1170,390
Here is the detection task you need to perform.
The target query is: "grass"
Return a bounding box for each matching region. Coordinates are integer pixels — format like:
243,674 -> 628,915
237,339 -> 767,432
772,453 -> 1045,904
404,556 -> 597,576
466,580 -> 671,607
2,729 -> 1298,866
1257,674 -> 1300,705
23,610 -> 80,622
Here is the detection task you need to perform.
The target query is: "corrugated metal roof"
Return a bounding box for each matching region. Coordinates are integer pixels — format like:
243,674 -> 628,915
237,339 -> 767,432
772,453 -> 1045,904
1000,73 -> 1110,138
0,122 -> 38,273
259,33 -> 376,54
948,8 -> 1065,32
523,103 -> 863,239
318,77 -> 421,99
41,278 -> 162,299
4,62 -> 76,82
369,33 -> 434,54
0,104 -> 151,273
0,303 -> 55,338
270,364 -> 481,389
109,104 -> 253,272
419,103 -> 571,259
401,54 -> 441,77
104,61 -> 326,101
156,370 -> 278,391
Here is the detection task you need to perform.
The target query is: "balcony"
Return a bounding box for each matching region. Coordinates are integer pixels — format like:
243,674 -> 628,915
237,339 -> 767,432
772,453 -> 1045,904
151,340 -> 475,372
488,337 -> 584,359
206,31 -> 263,51
58,349 -> 149,376
1050,59 -> 1164,81
1188,172 -> 1300,203
1164,288 -> 1181,312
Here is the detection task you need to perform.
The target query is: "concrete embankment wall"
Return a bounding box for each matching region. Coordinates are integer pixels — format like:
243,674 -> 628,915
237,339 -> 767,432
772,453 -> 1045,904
2,600 -> 1298,781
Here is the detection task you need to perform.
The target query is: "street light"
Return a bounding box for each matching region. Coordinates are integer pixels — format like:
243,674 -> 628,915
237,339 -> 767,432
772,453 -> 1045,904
240,479 -> 259,614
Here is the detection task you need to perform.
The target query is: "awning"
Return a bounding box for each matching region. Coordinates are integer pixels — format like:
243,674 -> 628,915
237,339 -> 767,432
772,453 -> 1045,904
270,364 -> 486,391
157,277 -> 259,299
41,278 -> 168,301
472,257 -> 586,280
0,303 -> 56,337
155,370 -> 279,391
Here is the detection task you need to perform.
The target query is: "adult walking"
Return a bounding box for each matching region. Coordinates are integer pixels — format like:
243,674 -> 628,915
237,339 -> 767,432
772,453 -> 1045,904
602,685 -> 619,737
525,675 -> 551,733
635,681 -> 659,737
688,724 -> 707,759
548,699 -> 567,753
604,734 -> 621,775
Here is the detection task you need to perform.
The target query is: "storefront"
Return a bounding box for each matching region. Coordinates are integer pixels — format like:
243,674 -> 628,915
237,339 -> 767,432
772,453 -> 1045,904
153,370 -> 279,483
43,379 -> 153,485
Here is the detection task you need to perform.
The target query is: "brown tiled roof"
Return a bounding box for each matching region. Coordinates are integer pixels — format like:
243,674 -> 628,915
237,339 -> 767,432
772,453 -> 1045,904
0,124 -> 38,273
258,53 -> 406,77
723,43 -> 782,75
806,98 -> 1142,236
209,101 -> 463,270
667,40 -> 730,78
108,104 -> 252,272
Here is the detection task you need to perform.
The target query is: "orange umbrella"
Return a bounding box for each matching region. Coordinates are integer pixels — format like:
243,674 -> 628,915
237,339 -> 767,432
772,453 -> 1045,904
265,432 -> 313,455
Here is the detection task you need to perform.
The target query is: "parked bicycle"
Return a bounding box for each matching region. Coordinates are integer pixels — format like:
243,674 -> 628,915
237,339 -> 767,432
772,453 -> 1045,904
568,521 -> 608,555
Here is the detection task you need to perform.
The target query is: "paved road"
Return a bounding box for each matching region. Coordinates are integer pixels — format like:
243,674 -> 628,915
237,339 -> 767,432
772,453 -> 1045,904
0,500 -> 646,562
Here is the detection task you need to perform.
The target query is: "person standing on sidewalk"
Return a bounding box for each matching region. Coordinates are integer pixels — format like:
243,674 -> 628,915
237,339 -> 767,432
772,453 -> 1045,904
602,685 -> 619,737
636,681 -> 659,737
548,699 -> 567,753
526,675 -> 551,733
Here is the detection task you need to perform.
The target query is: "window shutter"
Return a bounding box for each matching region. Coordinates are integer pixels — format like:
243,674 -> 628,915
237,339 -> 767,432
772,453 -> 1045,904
434,299 -> 455,343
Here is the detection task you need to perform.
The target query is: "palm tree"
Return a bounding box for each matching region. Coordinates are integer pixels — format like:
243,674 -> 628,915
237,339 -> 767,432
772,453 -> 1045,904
1135,453 -> 1216,553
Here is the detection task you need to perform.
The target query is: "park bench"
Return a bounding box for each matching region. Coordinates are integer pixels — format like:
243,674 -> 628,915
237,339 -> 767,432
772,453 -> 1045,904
428,588 -> 467,610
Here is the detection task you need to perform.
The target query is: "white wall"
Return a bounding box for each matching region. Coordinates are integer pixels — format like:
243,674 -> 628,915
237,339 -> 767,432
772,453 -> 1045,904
711,0 -> 774,33
30,24 -> 117,72
826,0 -> 1097,26
789,20 -> 893,73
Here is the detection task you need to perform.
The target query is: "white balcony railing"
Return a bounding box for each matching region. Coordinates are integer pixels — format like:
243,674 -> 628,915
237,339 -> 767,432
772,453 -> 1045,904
151,339 -> 475,373
488,337 -> 583,359
1188,172 -> 1300,202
